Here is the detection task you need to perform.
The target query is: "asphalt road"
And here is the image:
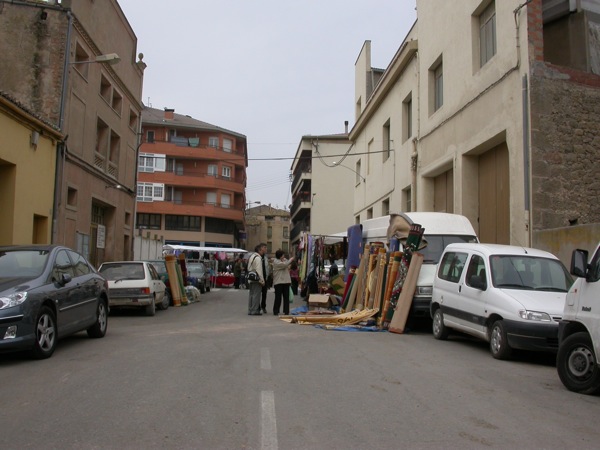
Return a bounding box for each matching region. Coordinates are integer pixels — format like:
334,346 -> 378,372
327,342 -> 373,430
1,287 -> 599,450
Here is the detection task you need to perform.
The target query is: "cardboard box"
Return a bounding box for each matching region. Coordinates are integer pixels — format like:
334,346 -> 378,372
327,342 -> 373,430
308,293 -> 339,310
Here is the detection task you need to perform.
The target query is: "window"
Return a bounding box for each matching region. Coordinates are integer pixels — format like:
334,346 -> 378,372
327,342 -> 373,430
465,254 -> 487,289
205,218 -> 234,233
67,187 -> 78,208
283,227 -> 289,239
136,213 -> 161,230
100,74 -> 111,103
267,241 -> 272,253
403,94 -> 412,142
73,42 -> 90,78
223,138 -> 233,153
403,186 -> 412,212
430,57 -> 444,113
355,160 -> 362,185
267,226 -> 273,239
52,250 -> 75,282
112,89 -> 122,115
129,110 -> 138,131
222,166 -> 231,179
367,208 -> 373,219
137,182 -> 164,202
437,252 -> 468,283
68,250 -> 92,276
209,137 -> 219,148
221,193 -> 231,208
147,130 -> 155,143
206,192 -> 217,205
479,1 -> 496,67
382,119 -> 391,161
165,215 -> 201,231
208,164 -> 218,176
138,153 -> 166,173
282,241 -> 289,253
382,199 -> 390,216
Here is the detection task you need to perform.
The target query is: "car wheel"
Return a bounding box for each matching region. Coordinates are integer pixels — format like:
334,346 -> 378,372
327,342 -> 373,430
29,306 -> 57,359
206,283 -> 210,293
199,283 -> 206,294
432,308 -> 449,340
145,296 -> 156,316
489,320 -> 512,360
557,332 -> 600,394
159,291 -> 170,310
87,298 -> 108,338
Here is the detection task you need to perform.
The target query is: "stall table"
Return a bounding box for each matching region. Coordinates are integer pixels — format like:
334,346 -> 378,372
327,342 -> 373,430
215,274 -> 235,287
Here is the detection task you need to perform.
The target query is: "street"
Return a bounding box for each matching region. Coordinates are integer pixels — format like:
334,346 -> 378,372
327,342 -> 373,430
0,287 -> 599,450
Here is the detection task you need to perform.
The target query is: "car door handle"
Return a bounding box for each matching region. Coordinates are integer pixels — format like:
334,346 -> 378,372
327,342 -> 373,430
458,285 -> 462,293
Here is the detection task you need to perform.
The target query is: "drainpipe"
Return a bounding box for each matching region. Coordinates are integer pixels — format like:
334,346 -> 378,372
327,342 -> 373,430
52,10 -> 73,244
522,74 -> 532,247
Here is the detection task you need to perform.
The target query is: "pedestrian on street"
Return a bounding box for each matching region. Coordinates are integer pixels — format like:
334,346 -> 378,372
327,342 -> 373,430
233,257 -> 243,289
247,243 -> 267,315
272,250 -> 295,316
260,252 -> 271,314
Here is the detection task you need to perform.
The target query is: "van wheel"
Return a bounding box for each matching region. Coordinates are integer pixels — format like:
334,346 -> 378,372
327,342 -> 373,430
557,332 -> 600,394
432,308 -> 449,340
489,320 -> 512,360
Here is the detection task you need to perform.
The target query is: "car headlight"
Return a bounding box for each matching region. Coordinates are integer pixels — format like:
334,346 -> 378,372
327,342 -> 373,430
519,310 -> 552,321
416,286 -> 433,296
0,292 -> 28,310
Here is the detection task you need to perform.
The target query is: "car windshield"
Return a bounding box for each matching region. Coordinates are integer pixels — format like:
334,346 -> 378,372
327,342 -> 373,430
99,263 -> 145,281
188,264 -> 205,276
417,235 -> 478,264
0,250 -> 49,278
490,255 -> 574,292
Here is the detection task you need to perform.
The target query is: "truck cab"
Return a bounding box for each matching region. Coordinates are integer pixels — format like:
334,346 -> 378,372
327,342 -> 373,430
556,242 -> 600,394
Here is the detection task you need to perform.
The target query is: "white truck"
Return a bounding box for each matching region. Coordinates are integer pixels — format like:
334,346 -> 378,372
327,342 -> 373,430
556,242 -> 600,394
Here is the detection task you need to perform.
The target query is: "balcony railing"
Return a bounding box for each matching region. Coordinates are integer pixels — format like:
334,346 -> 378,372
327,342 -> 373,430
291,161 -> 312,192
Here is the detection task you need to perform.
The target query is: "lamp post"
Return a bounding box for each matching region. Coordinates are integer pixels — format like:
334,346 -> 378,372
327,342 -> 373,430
246,201 -> 261,209
70,53 -> 121,65
332,161 -> 366,182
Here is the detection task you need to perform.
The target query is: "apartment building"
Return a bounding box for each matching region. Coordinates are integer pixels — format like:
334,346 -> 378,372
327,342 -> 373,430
0,0 -> 145,265
346,0 -> 599,260
137,107 -> 248,249
289,132 -> 355,248
246,204 -> 290,258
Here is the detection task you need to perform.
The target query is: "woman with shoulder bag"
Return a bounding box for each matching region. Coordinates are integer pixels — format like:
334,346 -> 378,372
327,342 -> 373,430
247,243 -> 267,315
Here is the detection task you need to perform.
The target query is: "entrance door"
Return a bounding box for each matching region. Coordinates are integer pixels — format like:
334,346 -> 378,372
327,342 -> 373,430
434,170 -> 454,213
478,143 -> 509,244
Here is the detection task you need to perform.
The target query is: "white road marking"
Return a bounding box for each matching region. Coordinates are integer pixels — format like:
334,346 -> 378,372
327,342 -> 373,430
261,390 -> 278,450
261,347 -> 271,370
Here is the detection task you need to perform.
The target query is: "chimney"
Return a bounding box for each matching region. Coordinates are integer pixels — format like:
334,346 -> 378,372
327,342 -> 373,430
344,120 -> 348,134
164,108 -> 175,120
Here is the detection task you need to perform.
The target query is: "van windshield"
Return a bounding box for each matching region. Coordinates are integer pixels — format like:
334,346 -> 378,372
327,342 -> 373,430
417,235 -> 478,264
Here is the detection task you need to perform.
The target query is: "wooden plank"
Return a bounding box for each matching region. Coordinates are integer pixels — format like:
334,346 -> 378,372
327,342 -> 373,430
345,244 -> 370,311
379,251 -> 402,328
388,253 -> 424,334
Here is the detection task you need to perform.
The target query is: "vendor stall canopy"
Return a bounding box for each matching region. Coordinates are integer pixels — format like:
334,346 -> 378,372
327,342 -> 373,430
163,244 -> 248,254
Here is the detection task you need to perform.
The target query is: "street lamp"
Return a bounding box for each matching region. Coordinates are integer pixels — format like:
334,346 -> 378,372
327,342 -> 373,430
246,201 -> 261,209
71,53 -> 120,65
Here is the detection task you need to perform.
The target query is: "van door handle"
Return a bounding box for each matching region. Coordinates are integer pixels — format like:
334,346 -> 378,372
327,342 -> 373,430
459,285 -> 462,293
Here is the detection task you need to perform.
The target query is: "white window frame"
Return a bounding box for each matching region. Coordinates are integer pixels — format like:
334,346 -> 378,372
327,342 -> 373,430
221,193 -> 231,208
137,182 -> 165,202
222,166 -> 231,179
207,164 -> 218,176
206,192 -> 217,205
479,1 -> 496,67
138,153 -> 166,173
209,137 -> 219,148
223,138 -> 233,153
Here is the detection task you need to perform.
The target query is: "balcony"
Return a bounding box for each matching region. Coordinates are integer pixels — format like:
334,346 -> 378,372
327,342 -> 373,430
137,200 -> 244,222
291,221 -> 310,243
290,192 -> 311,221
138,171 -> 244,193
291,161 -> 312,195
140,141 -> 246,167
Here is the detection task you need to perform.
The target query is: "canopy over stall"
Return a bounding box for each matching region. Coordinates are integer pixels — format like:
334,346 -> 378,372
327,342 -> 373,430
163,244 -> 248,254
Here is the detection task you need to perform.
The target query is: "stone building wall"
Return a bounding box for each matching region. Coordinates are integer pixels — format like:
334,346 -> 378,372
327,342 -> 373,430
0,2 -> 67,126
529,61 -> 600,231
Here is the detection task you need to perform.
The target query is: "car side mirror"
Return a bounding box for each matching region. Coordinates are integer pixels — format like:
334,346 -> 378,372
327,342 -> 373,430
570,249 -> 588,278
469,275 -> 487,291
61,273 -> 72,285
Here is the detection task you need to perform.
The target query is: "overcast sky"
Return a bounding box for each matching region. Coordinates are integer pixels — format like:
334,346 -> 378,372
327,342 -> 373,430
119,1 -> 416,210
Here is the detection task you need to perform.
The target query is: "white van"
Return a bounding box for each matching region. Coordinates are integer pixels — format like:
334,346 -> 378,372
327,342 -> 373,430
342,212 -> 478,317
556,242 -> 600,394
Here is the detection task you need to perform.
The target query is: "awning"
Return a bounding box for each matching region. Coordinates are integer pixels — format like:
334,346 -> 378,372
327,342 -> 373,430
163,244 -> 248,253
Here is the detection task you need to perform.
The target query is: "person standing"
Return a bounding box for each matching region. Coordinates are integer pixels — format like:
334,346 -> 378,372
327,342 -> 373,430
260,251 -> 271,314
247,243 -> 267,315
233,257 -> 243,289
272,250 -> 295,316
289,260 -> 299,295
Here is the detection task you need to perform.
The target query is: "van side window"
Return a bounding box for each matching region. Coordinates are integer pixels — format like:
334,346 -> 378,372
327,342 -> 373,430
465,255 -> 487,289
438,252 -> 468,283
